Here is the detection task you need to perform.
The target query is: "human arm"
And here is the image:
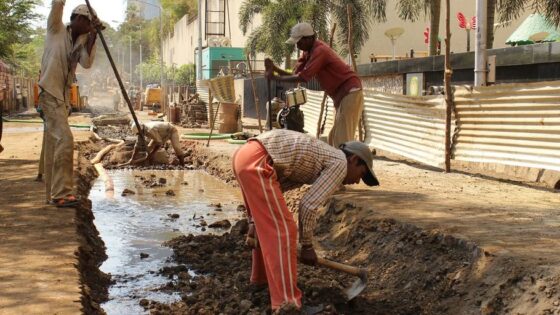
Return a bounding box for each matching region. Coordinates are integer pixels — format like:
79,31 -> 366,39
298,160 -> 346,247
48,0 -> 65,32
79,32 -> 97,69
264,58 -> 305,83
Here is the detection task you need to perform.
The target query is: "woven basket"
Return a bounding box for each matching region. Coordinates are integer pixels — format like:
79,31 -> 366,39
208,75 -> 235,103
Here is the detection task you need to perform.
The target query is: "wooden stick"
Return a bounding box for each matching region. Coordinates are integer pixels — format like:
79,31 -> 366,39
316,23 -> 337,139
347,5 -> 357,71
347,4 -> 363,142
246,55 -> 263,133
444,0 -> 453,172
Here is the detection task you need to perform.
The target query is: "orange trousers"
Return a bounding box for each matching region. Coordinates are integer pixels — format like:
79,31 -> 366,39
233,140 -> 302,310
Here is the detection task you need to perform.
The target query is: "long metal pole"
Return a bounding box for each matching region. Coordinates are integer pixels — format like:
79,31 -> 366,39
444,0 -> 453,172
159,7 -> 165,112
197,0 -> 203,80
475,0 -> 487,86
129,36 -> 132,83
139,44 -> 143,91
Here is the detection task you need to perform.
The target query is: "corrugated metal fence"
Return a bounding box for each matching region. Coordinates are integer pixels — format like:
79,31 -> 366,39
362,90 -> 452,167
302,81 -> 560,173
453,81 -> 560,172
302,90 -> 451,168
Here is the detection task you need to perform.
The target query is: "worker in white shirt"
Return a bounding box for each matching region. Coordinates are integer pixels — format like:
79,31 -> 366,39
131,121 -> 185,166
38,1 -> 101,207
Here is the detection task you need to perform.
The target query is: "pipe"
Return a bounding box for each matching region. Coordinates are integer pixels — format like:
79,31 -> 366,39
475,0 -> 487,86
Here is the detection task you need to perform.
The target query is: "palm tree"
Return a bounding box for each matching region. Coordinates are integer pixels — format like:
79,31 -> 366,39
238,0 -> 387,67
396,0 -> 441,56
497,0 -> 560,28
487,0 -> 496,49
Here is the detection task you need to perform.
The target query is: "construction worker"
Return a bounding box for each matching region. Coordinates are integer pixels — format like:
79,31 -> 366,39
38,1 -> 100,207
232,129 -> 379,311
265,22 -> 364,148
130,121 -> 185,166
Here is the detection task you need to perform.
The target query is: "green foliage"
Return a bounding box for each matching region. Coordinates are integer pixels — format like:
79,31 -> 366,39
136,55 -> 163,84
239,0 -> 386,65
173,64 -> 196,85
8,28 -> 45,76
497,0 -> 560,27
0,0 -> 40,59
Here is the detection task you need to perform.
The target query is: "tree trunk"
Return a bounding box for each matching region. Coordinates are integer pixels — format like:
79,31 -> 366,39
486,0 -> 496,49
429,0 -> 442,56
285,51 -> 292,69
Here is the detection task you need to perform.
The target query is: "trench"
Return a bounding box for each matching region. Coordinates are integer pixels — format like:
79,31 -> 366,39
89,169 -> 243,314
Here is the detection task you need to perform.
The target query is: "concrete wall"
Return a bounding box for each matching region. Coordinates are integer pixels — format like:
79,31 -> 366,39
163,0 -> 262,68
357,0 -> 531,64
357,42 -> 560,94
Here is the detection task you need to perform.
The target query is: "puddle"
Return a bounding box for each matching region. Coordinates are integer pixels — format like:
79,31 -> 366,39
90,169 -> 243,315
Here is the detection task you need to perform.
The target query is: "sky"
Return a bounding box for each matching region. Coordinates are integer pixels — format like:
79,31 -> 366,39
33,0 -> 127,29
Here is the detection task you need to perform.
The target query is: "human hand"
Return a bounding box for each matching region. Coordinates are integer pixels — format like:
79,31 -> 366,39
265,69 -> 275,81
246,222 -> 258,249
264,58 -> 274,71
300,245 -> 318,266
90,15 -> 104,32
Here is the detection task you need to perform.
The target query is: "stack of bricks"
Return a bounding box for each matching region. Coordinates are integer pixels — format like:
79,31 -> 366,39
180,94 -> 208,128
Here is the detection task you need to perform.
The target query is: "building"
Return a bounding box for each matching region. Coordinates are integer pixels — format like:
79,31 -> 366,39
162,0 -> 262,75
359,1 -> 531,64
163,0 -> 530,69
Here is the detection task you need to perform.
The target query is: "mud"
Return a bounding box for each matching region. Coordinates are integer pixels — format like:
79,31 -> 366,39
77,135 -> 560,315
75,149 -> 111,314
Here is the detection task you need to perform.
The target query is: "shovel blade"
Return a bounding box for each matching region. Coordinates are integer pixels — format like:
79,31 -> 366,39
343,269 -> 367,301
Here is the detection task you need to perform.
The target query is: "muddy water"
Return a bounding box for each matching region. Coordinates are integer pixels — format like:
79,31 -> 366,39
90,170 -> 243,315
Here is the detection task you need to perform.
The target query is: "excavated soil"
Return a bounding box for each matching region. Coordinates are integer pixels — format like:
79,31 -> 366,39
75,148 -> 112,314
77,136 -> 560,315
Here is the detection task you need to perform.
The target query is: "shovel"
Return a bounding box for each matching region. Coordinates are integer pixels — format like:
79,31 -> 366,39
316,257 -> 368,301
84,0 -> 148,160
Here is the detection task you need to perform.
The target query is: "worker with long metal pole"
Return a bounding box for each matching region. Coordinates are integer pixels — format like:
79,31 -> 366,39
38,1 -> 99,207
84,0 -> 147,160
475,0 -> 488,86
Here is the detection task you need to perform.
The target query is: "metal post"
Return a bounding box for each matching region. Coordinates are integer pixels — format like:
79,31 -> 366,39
129,36 -> 132,83
475,0 -> 487,86
444,0 -> 453,172
139,44 -> 143,91
159,7 -> 165,113
197,0 -> 203,80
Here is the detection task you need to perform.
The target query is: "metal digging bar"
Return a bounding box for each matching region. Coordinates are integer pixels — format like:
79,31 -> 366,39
84,0 -> 147,159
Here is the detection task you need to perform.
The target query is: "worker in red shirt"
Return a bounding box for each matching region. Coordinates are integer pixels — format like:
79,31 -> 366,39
265,22 -> 364,148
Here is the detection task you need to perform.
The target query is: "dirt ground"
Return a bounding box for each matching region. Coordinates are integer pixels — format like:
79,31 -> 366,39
143,138 -> 560,315
0,117 -> 108,315
3,108 -> 560,315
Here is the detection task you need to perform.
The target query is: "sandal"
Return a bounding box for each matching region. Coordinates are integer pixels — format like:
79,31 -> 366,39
50,195 -> 80,208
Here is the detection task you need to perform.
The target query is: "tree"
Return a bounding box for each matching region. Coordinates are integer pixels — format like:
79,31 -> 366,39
487,0 -> 496,49
239,0 -> 386,66
173,64 -> 196,85
397,0 -> 441,56
0,0 -> 40,59
8,28 -> 45,76
497,0 -> 560,28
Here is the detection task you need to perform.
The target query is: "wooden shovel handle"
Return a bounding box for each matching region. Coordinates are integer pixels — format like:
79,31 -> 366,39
317,257 -> 365,278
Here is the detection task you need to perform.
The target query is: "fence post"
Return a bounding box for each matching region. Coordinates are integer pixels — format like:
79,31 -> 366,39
444,0 -> 453,172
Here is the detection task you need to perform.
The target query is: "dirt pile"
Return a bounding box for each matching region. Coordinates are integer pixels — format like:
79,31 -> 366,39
74,149 -> 111,314
139,192 -> 484,315
94,124 -> 132,140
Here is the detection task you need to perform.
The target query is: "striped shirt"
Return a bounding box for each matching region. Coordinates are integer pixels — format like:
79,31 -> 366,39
255,130 -> 347,245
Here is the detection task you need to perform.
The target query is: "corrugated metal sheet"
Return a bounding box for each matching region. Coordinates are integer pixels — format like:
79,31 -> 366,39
453,81 -> 560,171
301,90 -> 334,138
196,80 -> 214,124
363,89 -> 451,167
